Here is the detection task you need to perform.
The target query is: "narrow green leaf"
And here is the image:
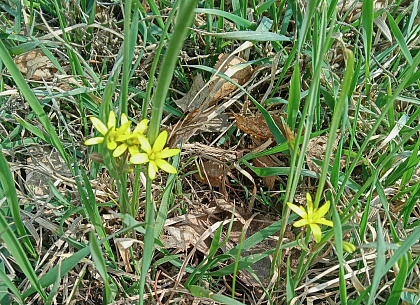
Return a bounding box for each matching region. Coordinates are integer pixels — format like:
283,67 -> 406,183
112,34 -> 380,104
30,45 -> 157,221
287,61 -> 300,129
0,40 -> 71,170
386,12 -> 413,65
386,255 -> 408,305
89,231 -> 112,303
0,212 -> 47,300
0,150 -> 35,256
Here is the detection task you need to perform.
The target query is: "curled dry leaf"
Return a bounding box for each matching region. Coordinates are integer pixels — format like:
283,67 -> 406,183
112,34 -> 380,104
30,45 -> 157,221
14,50 -> 58,80
233,113 -> 282,140
209,53 -> 253,106
175,54 -> 253,112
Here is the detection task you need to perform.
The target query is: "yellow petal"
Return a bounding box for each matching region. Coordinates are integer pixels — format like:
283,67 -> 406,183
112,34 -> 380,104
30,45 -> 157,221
130,153 -> 148,164
309,224 -> 322,243
128,145 -> 140,156
316,201 -> 330,218
155,159 -> 177,174
287,202 -> 306,217
133,119 -> 148,134
113,144 -> 128,157
107,140 -> 117,150
108,111 -> 116,128
121,113 -> 129,125
160,148 -> 181,159
153,130 -> 168,152
293,219 -> 309,227
85,137 -> 104,145
90,117 -> 108,135
139,136 -> 152,153
148,162 -> 158,179
306,193 -> 313,215
317,218 -> 334,227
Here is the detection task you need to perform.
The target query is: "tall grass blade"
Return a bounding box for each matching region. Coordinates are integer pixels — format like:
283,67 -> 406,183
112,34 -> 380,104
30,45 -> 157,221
0,40 -> 71,170
0,150 -> 35,256
0,212 -> 47,300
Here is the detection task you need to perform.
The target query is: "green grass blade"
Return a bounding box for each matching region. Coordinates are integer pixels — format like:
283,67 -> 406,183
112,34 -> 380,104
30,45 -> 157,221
386,12 -> 413,65
385,254 -> 408,305
194,8 -> 257,29
0,212 -> 47,300
314,49 -> 354,206
362,0 -> 373,88
332,200 -> 347,305
287,61 -> 300,129
148,0 -> 200,143
188,285 -> 246,304
0,150 -> 35,256
0,40 -> 71,170
89,230 -> 112,303
0,268 -> 24,304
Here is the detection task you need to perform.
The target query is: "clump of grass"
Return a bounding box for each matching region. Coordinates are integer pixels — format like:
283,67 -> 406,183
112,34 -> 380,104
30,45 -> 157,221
0,0 -> 419,304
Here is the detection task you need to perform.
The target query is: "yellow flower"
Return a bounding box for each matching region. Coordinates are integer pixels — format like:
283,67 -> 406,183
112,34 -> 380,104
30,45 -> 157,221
287,193 -> 333,243
84,111 -> 131,151
113,119 -> 148,157
130,130 -> 180,179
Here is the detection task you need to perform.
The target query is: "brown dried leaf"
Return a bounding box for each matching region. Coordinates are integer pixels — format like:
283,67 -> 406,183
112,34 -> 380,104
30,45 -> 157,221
306,133 -> 340,173
14,50 -> 57,80
253,155 -> 276,189
233,113 -> 282,140
193,160 -> 225,188
209,53 -> 253,105
174,74 -> 208,111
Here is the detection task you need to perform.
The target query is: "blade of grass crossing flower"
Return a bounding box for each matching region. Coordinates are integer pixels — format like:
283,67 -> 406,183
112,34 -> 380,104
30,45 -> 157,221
362,0 -> 373,93
89,230 -> 113,303
314,49 -> 353,207
332,200 -> 347,305
385,254 -> 408,305
148,0 -> 199,143
0,150 -> 35,256
386,12 -> 413,65
0,40 -> 71,170
0,212 -> 47,300
272,6 -> 336,279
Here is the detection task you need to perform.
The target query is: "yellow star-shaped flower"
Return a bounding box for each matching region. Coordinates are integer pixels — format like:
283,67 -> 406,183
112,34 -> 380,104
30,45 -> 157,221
287,193 -> 333,243
130,130 -> 180,179
85,111 -> 131,151
113,118 -> 149,157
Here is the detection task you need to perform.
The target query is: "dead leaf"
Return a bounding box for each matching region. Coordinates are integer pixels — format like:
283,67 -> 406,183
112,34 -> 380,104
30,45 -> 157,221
14,50 -> 57,80
115,238 -> 143,272
174,74 -> 208,111
306,133 -> 340,173
209,53 -> 253,106
253,155 -> 276,189
233,113 -> 282,140
193,160 -> 225,188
